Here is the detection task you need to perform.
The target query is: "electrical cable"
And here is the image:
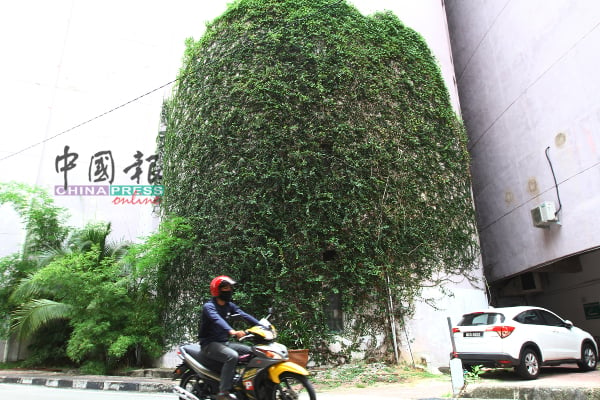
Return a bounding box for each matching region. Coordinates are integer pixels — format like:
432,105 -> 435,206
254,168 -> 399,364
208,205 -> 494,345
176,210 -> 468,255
545,146 -> 562,217
0,79 -> 178,163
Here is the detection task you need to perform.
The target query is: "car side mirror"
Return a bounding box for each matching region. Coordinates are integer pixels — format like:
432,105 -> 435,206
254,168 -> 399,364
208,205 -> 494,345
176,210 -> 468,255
563,320 -> 573,329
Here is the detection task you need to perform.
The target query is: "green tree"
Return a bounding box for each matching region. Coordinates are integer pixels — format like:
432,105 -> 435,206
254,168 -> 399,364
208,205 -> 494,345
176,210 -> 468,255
0,181 -> 68,256
123,216 -> 198,342
10,222 -> 162,372
159,0 -> 479,361
0,182 -> 69,340
36,221 -> 128,269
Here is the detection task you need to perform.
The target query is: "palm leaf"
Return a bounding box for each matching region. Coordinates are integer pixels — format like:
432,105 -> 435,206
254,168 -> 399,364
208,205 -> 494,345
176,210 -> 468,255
8,274 -> 40,303
11,299 -> 73,340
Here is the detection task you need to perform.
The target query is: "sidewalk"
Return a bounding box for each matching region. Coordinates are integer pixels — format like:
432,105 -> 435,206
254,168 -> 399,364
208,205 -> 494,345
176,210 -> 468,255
461,365 -> 600,399
1,366 -> 600,399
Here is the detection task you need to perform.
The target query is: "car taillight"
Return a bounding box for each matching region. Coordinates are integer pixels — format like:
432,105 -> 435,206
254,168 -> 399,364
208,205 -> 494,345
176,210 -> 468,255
452,327 -> 461,333
486,325 -> 515,338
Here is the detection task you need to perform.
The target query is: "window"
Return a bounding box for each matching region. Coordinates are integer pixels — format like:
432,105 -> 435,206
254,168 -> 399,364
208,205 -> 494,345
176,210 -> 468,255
459,312 -> 504,326
515,310 -> 543,325
539,310 -> 565,327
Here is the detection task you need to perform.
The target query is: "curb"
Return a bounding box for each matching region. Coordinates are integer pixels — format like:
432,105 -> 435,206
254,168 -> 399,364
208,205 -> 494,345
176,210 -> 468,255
0,375 -> 173,392
464,385 -> 600,400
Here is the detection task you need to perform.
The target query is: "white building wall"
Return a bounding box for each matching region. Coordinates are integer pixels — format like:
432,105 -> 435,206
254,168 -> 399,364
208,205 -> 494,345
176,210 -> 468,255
1,0 -> 486,368
446,0 -> 600,281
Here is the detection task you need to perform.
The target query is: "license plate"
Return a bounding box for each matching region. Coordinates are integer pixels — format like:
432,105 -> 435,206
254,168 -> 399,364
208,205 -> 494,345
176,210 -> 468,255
464,331 -> 483,337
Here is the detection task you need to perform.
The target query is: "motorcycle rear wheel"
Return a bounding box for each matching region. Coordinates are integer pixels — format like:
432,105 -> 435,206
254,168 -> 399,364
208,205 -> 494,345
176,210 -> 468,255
180,370 -> 209,400
271,372 -> 316,400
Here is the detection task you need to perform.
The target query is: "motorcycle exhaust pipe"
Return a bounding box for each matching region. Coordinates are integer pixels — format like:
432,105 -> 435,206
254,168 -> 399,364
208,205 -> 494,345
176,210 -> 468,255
183,354 -> 221,381
173,385 -> 200,400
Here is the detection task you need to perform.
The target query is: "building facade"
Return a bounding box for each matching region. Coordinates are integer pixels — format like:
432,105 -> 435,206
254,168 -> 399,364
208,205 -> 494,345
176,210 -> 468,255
445,0 -> 600,340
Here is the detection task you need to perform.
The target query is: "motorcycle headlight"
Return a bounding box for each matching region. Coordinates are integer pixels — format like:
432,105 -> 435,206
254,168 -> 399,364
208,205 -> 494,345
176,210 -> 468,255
256,347 -> 283,359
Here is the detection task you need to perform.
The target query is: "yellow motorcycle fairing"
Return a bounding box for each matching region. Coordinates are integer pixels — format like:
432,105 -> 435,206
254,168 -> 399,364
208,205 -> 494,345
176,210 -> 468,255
268,361 -> 309,383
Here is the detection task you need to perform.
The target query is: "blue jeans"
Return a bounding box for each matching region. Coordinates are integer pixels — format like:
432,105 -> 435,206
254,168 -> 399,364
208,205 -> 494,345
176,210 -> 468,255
201,341 -> 251,392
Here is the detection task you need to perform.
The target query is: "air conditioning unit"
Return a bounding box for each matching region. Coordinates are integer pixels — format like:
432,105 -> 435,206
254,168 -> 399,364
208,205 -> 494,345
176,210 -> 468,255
531,201 -> 558,228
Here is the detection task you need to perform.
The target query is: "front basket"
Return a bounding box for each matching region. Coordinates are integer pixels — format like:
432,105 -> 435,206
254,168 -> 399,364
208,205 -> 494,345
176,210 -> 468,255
287,349 -> 309,368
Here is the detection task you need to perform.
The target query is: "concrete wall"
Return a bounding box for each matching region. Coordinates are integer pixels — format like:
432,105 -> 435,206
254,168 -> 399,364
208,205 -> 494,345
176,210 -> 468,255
446,0 -> 600,281
0,335 -> 28,363
400,280 -> 488,372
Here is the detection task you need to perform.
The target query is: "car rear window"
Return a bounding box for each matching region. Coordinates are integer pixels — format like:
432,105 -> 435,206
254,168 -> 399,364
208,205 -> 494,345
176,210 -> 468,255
458,312 -> 505,326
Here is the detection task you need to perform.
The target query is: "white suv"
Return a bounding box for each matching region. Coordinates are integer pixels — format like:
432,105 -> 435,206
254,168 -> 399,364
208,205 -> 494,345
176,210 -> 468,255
451,306 -> 598,379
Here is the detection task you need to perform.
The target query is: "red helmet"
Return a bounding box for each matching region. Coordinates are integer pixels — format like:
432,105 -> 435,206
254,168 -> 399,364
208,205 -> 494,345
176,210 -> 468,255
210,275 -> 236,297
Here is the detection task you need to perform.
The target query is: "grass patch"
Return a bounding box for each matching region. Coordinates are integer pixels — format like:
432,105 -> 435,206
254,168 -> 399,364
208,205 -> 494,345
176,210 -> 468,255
311,362 -> 439,390
0,361 -> 24,370
0,361 -> 73,372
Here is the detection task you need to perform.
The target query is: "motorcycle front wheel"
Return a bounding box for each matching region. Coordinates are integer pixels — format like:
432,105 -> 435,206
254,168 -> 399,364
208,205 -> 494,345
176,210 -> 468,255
271,372 -> 317,400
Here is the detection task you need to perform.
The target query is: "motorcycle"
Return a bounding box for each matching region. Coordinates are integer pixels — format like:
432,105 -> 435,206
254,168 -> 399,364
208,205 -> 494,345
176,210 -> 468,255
172,310 -> 317,400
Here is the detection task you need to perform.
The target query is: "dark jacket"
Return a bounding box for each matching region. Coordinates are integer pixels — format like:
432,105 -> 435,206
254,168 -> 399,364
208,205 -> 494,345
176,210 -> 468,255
198,298 -> 260,345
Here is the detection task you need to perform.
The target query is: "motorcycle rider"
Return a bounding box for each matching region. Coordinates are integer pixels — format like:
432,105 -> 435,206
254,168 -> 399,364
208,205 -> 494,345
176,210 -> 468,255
199,275 -> 261,400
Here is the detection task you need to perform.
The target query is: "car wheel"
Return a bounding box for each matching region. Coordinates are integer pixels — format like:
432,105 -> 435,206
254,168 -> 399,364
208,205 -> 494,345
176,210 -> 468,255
516,348 -> 540,380
577,342 -> 597,372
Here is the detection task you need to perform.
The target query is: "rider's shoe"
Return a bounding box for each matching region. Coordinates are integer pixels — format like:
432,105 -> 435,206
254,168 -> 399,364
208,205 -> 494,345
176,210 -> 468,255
215,391 -> 236,400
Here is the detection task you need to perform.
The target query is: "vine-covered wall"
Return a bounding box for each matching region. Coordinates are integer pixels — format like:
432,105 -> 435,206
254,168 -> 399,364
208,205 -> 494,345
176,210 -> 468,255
159,0 -> 479,361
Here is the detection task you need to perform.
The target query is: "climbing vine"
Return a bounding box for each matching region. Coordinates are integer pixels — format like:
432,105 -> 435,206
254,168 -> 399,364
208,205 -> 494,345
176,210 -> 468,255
158,0 -> 479,362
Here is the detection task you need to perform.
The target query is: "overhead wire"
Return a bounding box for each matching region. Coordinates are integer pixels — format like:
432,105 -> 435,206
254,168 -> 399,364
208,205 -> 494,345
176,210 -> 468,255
0,79 -> 178,163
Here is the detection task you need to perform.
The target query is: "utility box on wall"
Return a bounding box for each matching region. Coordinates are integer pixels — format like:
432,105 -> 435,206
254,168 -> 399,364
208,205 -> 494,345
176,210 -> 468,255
531,201 -> 558,228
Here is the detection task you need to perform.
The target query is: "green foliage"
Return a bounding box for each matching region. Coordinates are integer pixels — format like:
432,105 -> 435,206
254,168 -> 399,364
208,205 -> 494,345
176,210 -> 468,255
124,217 -> 198,342
0,182 -> 70,339
20,320 -> 74,368
158,0 -> 479,361
0,181 -> 69,256
0,254 -> 30,338
11,299 -> 74,340
79,360 -> 108,375
11,244 -> 163,370
0,186 -> 164,371
464,364 -> 485,381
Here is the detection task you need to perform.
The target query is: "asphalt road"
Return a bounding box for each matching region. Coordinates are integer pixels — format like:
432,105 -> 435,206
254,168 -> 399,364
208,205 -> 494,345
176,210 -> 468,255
0,384 -> 173,400
0,381 -> 452,400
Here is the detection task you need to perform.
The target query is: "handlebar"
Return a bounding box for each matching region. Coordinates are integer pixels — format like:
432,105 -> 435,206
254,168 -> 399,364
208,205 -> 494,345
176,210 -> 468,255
239,332 -> 255,341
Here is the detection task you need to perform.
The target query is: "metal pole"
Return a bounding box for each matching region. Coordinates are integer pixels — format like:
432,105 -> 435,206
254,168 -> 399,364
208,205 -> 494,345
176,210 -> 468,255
447,317 -> 457,354
385,272 -> 399,363
447,316 -> 464,396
